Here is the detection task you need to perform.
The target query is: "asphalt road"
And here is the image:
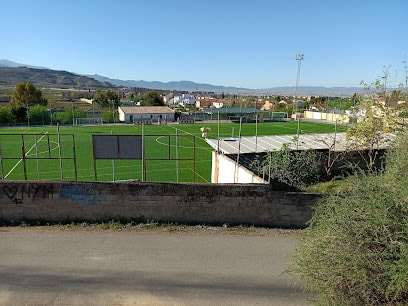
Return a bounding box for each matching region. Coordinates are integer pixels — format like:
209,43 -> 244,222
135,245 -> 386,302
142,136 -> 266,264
0,228 -> 311,305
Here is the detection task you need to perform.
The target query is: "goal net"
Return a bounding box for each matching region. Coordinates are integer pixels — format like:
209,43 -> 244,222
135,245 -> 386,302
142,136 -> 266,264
269,112 -> 288,119
75,118 -> 103,126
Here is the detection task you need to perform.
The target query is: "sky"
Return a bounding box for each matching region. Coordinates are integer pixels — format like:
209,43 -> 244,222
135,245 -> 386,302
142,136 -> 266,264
1,0 -> 408,89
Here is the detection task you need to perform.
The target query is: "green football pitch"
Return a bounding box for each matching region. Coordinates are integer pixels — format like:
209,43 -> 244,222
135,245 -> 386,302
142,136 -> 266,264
0,121 -> 347,183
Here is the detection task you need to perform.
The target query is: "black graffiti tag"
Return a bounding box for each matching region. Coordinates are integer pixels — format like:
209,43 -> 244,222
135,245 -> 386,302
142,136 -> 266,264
3,184 -> 53,203
3,186 -> 18,199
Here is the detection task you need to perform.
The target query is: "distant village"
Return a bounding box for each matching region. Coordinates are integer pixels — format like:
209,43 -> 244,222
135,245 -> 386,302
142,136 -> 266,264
1,81 -> 407,127
74,88 -> 353,125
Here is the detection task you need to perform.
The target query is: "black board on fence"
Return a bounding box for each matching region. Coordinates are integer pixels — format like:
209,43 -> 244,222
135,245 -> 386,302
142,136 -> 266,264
92,135 -> 143,159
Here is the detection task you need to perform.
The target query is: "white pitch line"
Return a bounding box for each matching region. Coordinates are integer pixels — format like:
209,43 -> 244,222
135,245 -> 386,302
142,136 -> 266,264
4,133 -> 48,179
26,140 -> 60,157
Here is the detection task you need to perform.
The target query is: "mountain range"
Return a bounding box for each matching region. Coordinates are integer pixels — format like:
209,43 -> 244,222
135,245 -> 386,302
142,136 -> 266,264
86,74 -> 254,93
0,59 -> 48,69
0,59 -> 361,96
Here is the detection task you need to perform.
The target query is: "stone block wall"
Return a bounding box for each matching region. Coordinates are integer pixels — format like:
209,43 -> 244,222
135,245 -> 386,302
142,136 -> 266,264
0,181 -> 320,228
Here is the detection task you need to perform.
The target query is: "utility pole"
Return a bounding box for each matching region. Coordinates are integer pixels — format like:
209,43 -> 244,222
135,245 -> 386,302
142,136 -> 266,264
295,53 -> 304,149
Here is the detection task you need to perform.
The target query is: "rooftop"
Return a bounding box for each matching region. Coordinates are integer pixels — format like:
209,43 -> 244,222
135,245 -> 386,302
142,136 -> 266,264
119,106 -> 175,114
205,133 -> 395,154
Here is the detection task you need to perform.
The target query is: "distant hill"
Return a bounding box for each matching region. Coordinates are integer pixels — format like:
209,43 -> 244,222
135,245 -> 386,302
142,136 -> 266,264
0,59 -> 362,96
0,59 -> 48,69
87,74 -> 251,93
254,86 -> 363,97
88,74 -> 362,96
0,66 -> 112,89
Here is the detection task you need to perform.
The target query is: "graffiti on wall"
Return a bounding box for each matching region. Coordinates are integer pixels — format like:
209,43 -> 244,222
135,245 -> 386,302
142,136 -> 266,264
60,185 -> 106,205
3,184 -> 54,204
176,189 -> 220,216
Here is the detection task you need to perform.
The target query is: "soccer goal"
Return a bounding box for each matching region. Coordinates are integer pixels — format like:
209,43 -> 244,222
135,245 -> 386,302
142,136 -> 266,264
269,112 -> 289,119
75,118 -> 103,126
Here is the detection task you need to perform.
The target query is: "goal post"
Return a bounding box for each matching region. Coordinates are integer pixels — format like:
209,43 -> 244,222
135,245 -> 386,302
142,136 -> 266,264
75,118 -> 103,126
269,112 -> 288,119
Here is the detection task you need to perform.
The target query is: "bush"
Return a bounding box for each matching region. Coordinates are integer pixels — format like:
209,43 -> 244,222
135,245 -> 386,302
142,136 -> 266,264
0,107 -> 16,125
53,109 -> 87,124
28,104 -> 50,125
398,110 -> 408,118
289,130 -> 408,305
251,143 -> 320,189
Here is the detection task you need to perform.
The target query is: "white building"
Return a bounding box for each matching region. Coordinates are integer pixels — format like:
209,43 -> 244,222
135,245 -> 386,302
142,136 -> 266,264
163,93 -> 174,104
118,106 -> 175,124
181,93 -> 196,106
173,94 -> 196,106
212,101 -> 224,108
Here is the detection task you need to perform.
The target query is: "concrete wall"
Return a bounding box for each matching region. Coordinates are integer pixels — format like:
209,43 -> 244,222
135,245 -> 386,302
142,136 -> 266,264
304,111 -> 350,124
211,151 -> 266,184
0,181 -> 319,228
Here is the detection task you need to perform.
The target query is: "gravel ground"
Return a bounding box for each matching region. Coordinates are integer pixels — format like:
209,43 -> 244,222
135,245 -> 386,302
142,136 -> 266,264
1,223 -> 302,237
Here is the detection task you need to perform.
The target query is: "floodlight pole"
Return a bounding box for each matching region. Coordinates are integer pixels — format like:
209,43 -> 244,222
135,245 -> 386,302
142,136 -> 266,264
295,53 -> 304,150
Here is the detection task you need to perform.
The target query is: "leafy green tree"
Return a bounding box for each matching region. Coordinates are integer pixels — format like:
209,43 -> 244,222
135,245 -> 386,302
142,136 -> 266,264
309,96 -> 326,109
0,107 -> 16,125
339,96 -> 359,110
133,95 -> 142,105
93,90 -> 119,108
285,103 -> 294,115
9,82 -> 47,107
53,111 -> 69,124
53,109 -> 87,124
106,89 -> 119,104
27,104 -> 50,125
11,105 -> 28,123
289,129 -> 408,305
141,90 -> 165,106
93,90 -> 106,105
101,109 -> 117,123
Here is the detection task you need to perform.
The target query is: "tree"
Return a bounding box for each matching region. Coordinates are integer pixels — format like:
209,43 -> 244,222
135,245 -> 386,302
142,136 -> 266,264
11,105 -> 28,123
53,111 -> 70,124
360,66 -> 392,105
313,133 -> 348,179
289,129 -> 408,305
389,90 -> 403,103
348,68 -> 408,171
401,58 -> 408,102
93,90 -> 107,106
101,108 -> 117,123
28,104 -> 50,125
346,100 -> 400,171
0,107 -> 16,125
9,82 -> 47,107
93,90 -> 119,108
53,108 -> 87,124
105,89 -> 119,105
141,90 -> 165,106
